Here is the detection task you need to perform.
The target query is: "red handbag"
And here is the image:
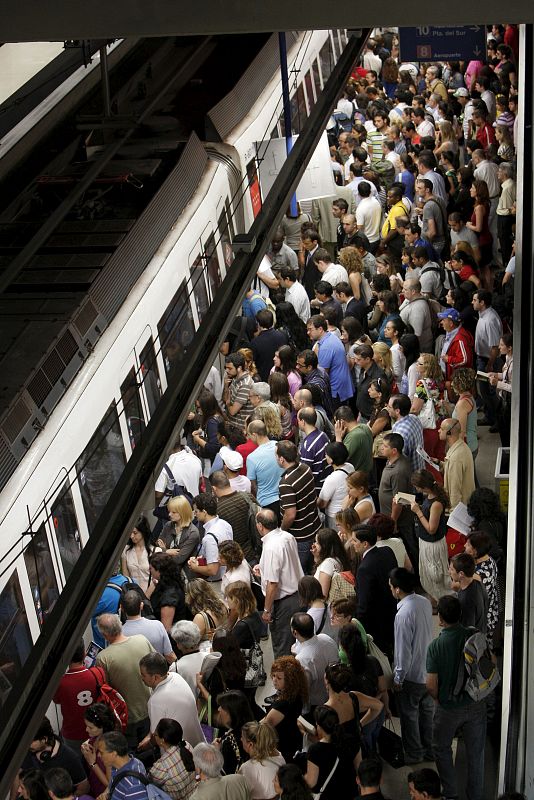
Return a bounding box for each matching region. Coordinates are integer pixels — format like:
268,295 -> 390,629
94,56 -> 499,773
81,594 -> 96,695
446,527 -> 467,559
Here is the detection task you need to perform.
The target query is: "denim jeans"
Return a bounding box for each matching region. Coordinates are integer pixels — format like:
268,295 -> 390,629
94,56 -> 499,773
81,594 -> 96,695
362,705 -> 385,756
397,680 -> 434,762
296,537 -> 314,574
432,700 -> 487,800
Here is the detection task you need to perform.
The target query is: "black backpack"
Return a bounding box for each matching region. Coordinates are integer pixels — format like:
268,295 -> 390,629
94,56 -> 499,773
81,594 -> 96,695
107,580 -> 155,621
153,464 -> 194,521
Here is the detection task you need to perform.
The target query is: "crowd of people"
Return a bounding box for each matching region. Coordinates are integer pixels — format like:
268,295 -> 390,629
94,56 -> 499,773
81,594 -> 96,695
17,25 -> 521,800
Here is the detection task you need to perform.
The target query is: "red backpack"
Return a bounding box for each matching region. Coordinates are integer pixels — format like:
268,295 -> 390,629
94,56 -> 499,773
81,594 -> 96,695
92,672 -> 128,732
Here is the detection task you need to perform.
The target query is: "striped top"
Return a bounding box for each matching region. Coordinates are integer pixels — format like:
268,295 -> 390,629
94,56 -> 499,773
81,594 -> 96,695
299,429 -> 330,490
279,463 -> 321,541
110,759 -> 148,800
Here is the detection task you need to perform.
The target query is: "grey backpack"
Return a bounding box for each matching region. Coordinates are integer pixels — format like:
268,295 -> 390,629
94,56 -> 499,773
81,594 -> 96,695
453,627 -> 500,702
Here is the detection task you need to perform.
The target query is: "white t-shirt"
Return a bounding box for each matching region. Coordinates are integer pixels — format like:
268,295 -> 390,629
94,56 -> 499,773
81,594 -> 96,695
318,463 -> 355,519
148,672 -> 204,745
355,196 -> 382,243
229,474 -> 252,493
390,342 -> 406,385
221,559 -> 251,594
314,557 -> 342,581
155,449 -> 202,498
252,255 -> 276,299
376,538 -> 408,568
322,263 -> 349,287
240,754 -> 286,800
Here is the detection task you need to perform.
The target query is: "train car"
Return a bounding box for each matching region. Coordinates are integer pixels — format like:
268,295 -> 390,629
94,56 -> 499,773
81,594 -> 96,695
0,29 -> 348,684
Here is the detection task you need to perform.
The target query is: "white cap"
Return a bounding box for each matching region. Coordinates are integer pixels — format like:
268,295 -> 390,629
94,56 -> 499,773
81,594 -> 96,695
219,446 -> 243,472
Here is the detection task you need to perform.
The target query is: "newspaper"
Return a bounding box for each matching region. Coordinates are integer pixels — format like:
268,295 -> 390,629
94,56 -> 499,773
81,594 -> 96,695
447,502 -> 475,536
417,445 -> 440,469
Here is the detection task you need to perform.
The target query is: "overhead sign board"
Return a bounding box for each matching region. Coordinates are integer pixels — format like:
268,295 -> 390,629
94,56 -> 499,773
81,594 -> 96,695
399,25 -> 486,62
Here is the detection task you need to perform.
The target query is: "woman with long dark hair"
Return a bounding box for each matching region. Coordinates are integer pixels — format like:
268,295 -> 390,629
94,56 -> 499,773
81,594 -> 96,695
192,389 -> 224,470
214,690 -> 255,774
147,552 -> 187,630
275,302 -> 310,352
467,487 -> 506,566
150,718 -> 196,800
375,290 -> 401,344
81,703 -> 117,797
268,371 -> 293,440
466,179 -> 493,286
304,706 -> 360,799
274,764 -> 313,800
297,576 -> 332,637
398,333 -> 421,398
271,344 -> 302,397
121,515 -> 158,592
311,528 -> 351,600
410,470 -> 452,604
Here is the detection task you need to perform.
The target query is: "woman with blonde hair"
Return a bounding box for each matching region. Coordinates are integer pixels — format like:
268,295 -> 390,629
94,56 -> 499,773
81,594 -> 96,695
251,405 -> 283,441
434,120 -> 458,158
185,578 -> 228,640
338,246 -> 370,305
225,581 -> 264,648
344,471 -> 375,523
239,347 -> 259,380
240,722 -> 285,799
156,496 -> 199,567
410,353 -> 447,459
372,342 -> 394,386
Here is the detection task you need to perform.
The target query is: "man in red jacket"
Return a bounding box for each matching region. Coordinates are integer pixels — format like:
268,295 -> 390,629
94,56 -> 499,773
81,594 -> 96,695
437,308 -> 474,381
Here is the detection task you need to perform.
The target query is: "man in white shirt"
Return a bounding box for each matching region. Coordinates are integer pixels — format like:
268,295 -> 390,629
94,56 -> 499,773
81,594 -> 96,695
154,440 -> 202,513
251,254 -> 279,299
318,441 -> 354,527
315,249 -> 349,287
188,493 -> 233,581
291,613 -> 339,710
279,266 -> 310,323
139,653 -> 204,747
254,508 -> 303,658
355,182 -> 382,246
362,40 -> 382,75
204,364 -> 223,403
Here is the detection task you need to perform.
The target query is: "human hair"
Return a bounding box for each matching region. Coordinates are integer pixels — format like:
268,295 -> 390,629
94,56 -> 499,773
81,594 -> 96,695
333,197 -> 349,213
367,512 -> 395,539
372,341 -> 393,373
154,719 -> 195,771
309,314 -> 328,332
451,552 -> 476,578
120,589 -> 142,617
241,721 -> 279,762
216,689 -> 254,730
192,492 -> 218,515
290,612 -> 315,640
474,289 -> 493,307
301,228 -> 321,244
101,731 -> 129,757
389,567 -> 417,593
334,507 -> 361,531
275,344 -> 298,376
218,540 -> 244,570
210,471 -> 231,490
247,419 -> 267,439
82,702 -> 117,734
96,613 -> 122,639
473,178 -> 490,206
43,769 -> 74,800
21,771 -> 51,800
298,349 -> 318,369
377,290 -> 399,315
354,527 -> 377,547
315,280 -> 334,298
298,406 -> 317,427
467,487 -> 506,527
256,508 -> 278,530
298,575 -> 325,606
436,594 -> 462,624
170,619 -> 201,651
270,656 -> 309,704
225,581 -> 257,618
166,495 -> 194,527
275,302 -> 309,351
411,469 -> 450,508
325,663 -> 353,693
193,743 -> 224,778
467,530 -> 492,558
398,333 -> 420,371
408,768 -> 441,797
225,352 -> 246,370
451,367 -> 476,395
70,639 -> 85,664
238,347 -> 258,378
347,470 -> 369,493
358,758 -> 383,788
256,309 -> 274,330
325,441 -> 349,466
339,623 -> 368,675
330,596 -> 358,619
126,515 -> 153,552
355,341 -> 375,361
316,527 -> 351,570
139,651 -> 169,677
276,439 -> 298,463
197,389 -> 224,427
186,578 -> 227,619
370,274 -> 391,295
390,394 -> 411,416
314,705 -> 344,748
280,265 -> 297,282
149,552 -> 184,589
250,381 -> 271,402
338,246 -> 364,274
276,764 -> 313,800
382,431 -> 404,453
418,353 -> 443,381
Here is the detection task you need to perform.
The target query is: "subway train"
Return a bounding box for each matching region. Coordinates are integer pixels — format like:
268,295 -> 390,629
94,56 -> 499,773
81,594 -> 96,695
0,29 -> 348,684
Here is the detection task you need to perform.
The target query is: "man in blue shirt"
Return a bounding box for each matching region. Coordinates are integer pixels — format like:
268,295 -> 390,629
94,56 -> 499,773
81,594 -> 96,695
91,573 -> 131,648
307,314 -> 353,406
245,419 -> 284,520
389,568 -> 434,765
98,731 -> 148,800
387,394 -> 424,472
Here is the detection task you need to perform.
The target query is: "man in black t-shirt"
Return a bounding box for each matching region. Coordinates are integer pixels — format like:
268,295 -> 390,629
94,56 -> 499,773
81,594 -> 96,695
449,553 -> 489,635
20,718 -> 89,796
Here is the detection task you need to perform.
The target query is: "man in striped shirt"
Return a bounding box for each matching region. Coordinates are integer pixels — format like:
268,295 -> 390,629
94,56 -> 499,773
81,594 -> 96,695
276,440 -> 321,573
367,111 -> 388,164
98,732 -> 148,800
297,407 -> 330,491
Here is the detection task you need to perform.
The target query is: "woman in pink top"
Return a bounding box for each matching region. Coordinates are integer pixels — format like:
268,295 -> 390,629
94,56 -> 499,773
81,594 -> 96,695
271,344 -> 302,397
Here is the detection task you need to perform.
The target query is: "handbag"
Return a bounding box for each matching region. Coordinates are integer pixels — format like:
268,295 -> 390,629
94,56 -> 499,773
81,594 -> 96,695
312,756 -> 339,800
377,719 -> 405,768
242,619 -> 266,689
198,694 -> 219,743
327,570 -> 356,605
418,378 -> 437,430
367,635 -> 393,688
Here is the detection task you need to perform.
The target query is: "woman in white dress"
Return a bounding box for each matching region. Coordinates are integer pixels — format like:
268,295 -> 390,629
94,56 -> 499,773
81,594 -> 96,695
410,470 -> 452,604
311,528 -> 351,599
121,515 -> 159,592
239,721 -> 285,800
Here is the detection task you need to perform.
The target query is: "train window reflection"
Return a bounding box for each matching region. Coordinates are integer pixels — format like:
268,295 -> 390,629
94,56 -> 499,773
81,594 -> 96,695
190,254 -> 210,322
76,404 -> 126,534
203,233 -> 222,299
304,70 -> 316,111
157,280 -> 196,374
291,84 -> 307,134
319,41 -> 333,85
23,524 -> 60,627
139,338 -> 162,418
312,58 -> 322,94
218,209 -> 234,270
51,483 -> 82,582
0,571 -> 32,709
120,367 -> 146,450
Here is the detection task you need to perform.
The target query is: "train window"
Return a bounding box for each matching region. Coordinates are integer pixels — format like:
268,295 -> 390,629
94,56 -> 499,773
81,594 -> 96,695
304,70 -> 316,111
290,84 -> 307,134
23,524 -> 60,627
0,571 -> 32,708
319,41 -> 333,85
225,199 -> 235,239
246,159 -> 262,219
157,280 -> 196,374
312,58 -> 322,94
336,30 -> 344,52
190,254 -> 210,322
51,482 -> 82,582
329,31 -> 338,59
203,233 -> 222,299
218,208 -> 234,270
76,404 -> 127,534
120,367 -> 146,450
139,338 -> 162,417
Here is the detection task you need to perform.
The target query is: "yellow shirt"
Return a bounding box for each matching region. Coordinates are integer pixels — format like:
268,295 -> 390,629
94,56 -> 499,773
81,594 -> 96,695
381,200 -> 408,239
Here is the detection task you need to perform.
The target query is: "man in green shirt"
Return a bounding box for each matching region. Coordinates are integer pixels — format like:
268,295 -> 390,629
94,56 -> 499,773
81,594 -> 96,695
426,596 -> 487,800
333,405 -> 373,474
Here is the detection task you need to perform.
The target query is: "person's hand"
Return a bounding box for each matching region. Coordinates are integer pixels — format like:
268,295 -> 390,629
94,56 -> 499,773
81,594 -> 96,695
262,609 -> 272,623
442,354 -> 448,363
488,372 -> 498,386
166,548 -> 180,556
137,735 -> 152,751
97,792 -> 110,800
212,738 -> 222,750
188,557 -> 198,571
252,564 -> 261,577
81,741 -> 95,764
156,538 -> 166,550
392,681 -> 403,693
334,419 -> 346,441
410,501 -> 421,515
196,672 -> 204,688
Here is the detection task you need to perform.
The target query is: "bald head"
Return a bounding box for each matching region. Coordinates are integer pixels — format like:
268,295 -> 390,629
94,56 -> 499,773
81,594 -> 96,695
293,388 -> 313,410
439,417 -> 461,442
247,419 -> 267,439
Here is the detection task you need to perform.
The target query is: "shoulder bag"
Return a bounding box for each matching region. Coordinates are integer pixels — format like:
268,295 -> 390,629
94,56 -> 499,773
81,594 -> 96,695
418,378 -> 437,430
242,619 -> 266,688
312,756 -> 340,800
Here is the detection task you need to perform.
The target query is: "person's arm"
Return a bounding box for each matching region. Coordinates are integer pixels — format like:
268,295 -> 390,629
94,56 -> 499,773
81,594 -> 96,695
262,707 -> 285,727
369,414 -> 388,438
487,344 -> 500,371
376,674 -> 391,717
249,479 -> 258,497
410,395 -> 425,414
426,672 -> 439,701
304,759 -> 320,789
263,581 -> 279,623
425,213 -> 437,241
280,505 -> 297,530
411,500 -> 443,535
258,270 -> 279,290
159,606 -> 176,631
453,398 -> 468,441
121,554 -> 130,580
355,692 -> 383,726
226,398 -> 245,417
317,568 -> 333,599
188,559 -> 220,578
466,204 -> 484,233
348,271 -> 362,301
